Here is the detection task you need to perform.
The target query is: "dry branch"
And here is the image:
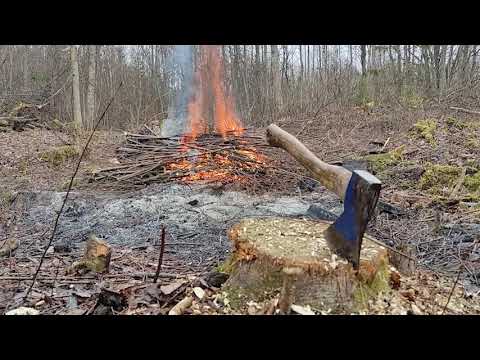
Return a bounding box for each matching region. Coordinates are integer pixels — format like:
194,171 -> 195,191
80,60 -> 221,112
450,106 -> 480,115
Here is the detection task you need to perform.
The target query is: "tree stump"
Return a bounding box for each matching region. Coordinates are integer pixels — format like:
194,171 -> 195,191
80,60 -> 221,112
224,217 -> 391,314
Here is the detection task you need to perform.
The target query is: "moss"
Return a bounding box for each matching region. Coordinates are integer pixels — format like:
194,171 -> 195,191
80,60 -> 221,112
446,117 -> 466,130
419,164 -> 461,193
420,164 -> 480,198
464,172 -> 480,192
365,145 -> 405,173
413,119 -> 437,144
40,145 -> 79,167
465,159 -> 480,170
466,137 -> 480,151
216,256 -> 237,274
400,88 -> 424,108
18,159 -> 29,176
353,260 -> 391,311
0,191 -> 14,208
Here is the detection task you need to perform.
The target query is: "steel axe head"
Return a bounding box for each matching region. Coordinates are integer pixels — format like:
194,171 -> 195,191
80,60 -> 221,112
324,170 -> 381,269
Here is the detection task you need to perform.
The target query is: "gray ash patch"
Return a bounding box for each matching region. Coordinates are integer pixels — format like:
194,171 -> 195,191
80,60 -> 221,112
12,184 -> 343,271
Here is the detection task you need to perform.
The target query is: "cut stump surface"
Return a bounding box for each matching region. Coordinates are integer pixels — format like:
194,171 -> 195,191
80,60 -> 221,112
225,217 -> 391,313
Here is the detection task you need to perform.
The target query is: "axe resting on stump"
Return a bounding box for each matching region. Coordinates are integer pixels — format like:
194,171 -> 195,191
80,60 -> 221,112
222,125 -> 391,314
266,124 -> 381,269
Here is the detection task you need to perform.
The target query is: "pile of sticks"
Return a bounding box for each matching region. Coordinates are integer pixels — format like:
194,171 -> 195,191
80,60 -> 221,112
92,129 -> 275,188
0,103 -> 51,132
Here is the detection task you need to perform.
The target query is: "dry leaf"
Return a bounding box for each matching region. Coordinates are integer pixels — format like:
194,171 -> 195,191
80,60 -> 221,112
160,280 -> 186,295
5,307 -> 40,315
73,289 -> 93,299
401,289 -> 416,302
0,238 -> 18,257
411,304 -> 422,315
193,287 -> 205,300
390,271 -> 401,290
168,296 -> 193,315
291,304 -> 315,315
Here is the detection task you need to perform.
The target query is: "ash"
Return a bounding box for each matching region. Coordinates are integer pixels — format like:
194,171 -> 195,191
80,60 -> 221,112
13,184 -> 343,271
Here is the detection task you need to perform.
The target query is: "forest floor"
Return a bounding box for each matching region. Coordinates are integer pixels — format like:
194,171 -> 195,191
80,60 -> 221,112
1,103 -> 480,315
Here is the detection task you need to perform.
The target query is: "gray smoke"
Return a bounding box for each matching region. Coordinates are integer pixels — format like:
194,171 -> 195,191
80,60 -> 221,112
161,45 -> 195,137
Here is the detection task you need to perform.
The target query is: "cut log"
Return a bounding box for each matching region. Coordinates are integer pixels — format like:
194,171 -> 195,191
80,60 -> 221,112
224,218 -> 391,314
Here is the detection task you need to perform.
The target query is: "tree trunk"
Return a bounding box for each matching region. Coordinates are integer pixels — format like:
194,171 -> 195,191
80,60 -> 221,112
359,45 -> 368,102
433,45 -> 441,93
23,45 -> 30,91
71,45 -> 83,131
271,45 -> 283,111
471,45 -> 478,79
360,45 -> 367,77
299,45 -> 304,80
86,45 -> 97,130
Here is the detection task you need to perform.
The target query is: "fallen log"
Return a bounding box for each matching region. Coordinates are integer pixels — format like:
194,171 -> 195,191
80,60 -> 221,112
223,217 -> 392,314
0,116 -> 40,131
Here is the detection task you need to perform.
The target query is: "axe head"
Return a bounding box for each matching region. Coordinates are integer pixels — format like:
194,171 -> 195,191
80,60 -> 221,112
324,170 -> 381,269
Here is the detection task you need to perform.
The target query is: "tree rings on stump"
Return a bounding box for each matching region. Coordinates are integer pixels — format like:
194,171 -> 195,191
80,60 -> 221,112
224,217 -> 391,313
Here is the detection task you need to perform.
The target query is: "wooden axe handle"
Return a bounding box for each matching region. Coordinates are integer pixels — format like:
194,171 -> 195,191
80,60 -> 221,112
266,124 -> 352,200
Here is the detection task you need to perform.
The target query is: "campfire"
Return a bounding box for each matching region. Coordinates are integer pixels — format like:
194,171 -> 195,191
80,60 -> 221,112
93,46 -> 274,189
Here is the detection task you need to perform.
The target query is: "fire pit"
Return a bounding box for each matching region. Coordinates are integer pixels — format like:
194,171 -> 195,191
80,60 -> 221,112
93,46 -> 284,190
92,130 -> 273,189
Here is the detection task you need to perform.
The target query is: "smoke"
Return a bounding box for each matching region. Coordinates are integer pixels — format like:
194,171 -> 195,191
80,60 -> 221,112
161,45 -> 195,137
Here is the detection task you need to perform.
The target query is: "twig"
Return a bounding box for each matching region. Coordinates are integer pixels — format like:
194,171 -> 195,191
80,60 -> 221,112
450,106 -> 480,115
154,226 -> 166,283
1,272 -> 184,282
442,239 -> 478,314
450,167 -> 466,199
23,81 -> 123,301
442,266 -> 463,315
38,75 -> 73,109
380,137 -> 390,152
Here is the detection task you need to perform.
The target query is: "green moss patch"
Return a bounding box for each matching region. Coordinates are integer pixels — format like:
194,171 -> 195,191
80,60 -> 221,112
464,171 -> 480,192
40,145 -> 79,167
446,117 -> 466,130
412,119 -> 437,145
353,259 -> 391,311
419,164 -> 480,199
364,145 -> 405,173
0,191 -> 14,209
419,164 -> 461,192
466,137 -> 479,151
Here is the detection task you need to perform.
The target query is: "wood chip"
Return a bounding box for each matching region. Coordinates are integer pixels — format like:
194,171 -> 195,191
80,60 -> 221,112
5,307 -> 40,315
193,287 -> 205,300
290,304 -> 315,315
168,296 -> 193,315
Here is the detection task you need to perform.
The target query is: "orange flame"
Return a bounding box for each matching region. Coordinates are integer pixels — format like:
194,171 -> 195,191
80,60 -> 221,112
183,45 -> 244,142
173,46 -> 256,184
206,46 -> 244,137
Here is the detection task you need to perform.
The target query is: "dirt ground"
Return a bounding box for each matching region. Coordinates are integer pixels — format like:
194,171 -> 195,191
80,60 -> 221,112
1,104 -> 480,315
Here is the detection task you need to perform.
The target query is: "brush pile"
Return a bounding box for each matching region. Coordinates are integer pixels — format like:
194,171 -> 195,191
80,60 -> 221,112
91,128 -> 283,190
0,101 -> 53,132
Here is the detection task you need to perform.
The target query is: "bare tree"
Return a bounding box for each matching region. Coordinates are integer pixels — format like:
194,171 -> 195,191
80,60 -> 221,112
86,45 -> 97,129
271,45 -> 283,110
70,45 -> 83,130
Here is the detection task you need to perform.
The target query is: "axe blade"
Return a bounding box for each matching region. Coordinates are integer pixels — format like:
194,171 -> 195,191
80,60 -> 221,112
324,170 -> 381,269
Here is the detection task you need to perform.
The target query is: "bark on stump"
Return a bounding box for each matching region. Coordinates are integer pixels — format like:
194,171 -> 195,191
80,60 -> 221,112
224,217 -> 391,313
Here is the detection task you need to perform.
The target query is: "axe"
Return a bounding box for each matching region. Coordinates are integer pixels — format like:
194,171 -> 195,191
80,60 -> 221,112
266,124 -> 381,269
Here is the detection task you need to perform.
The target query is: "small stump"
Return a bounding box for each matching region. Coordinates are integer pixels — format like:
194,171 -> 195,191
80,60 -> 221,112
224,218 -> 391,313
67,235 -> 112,274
